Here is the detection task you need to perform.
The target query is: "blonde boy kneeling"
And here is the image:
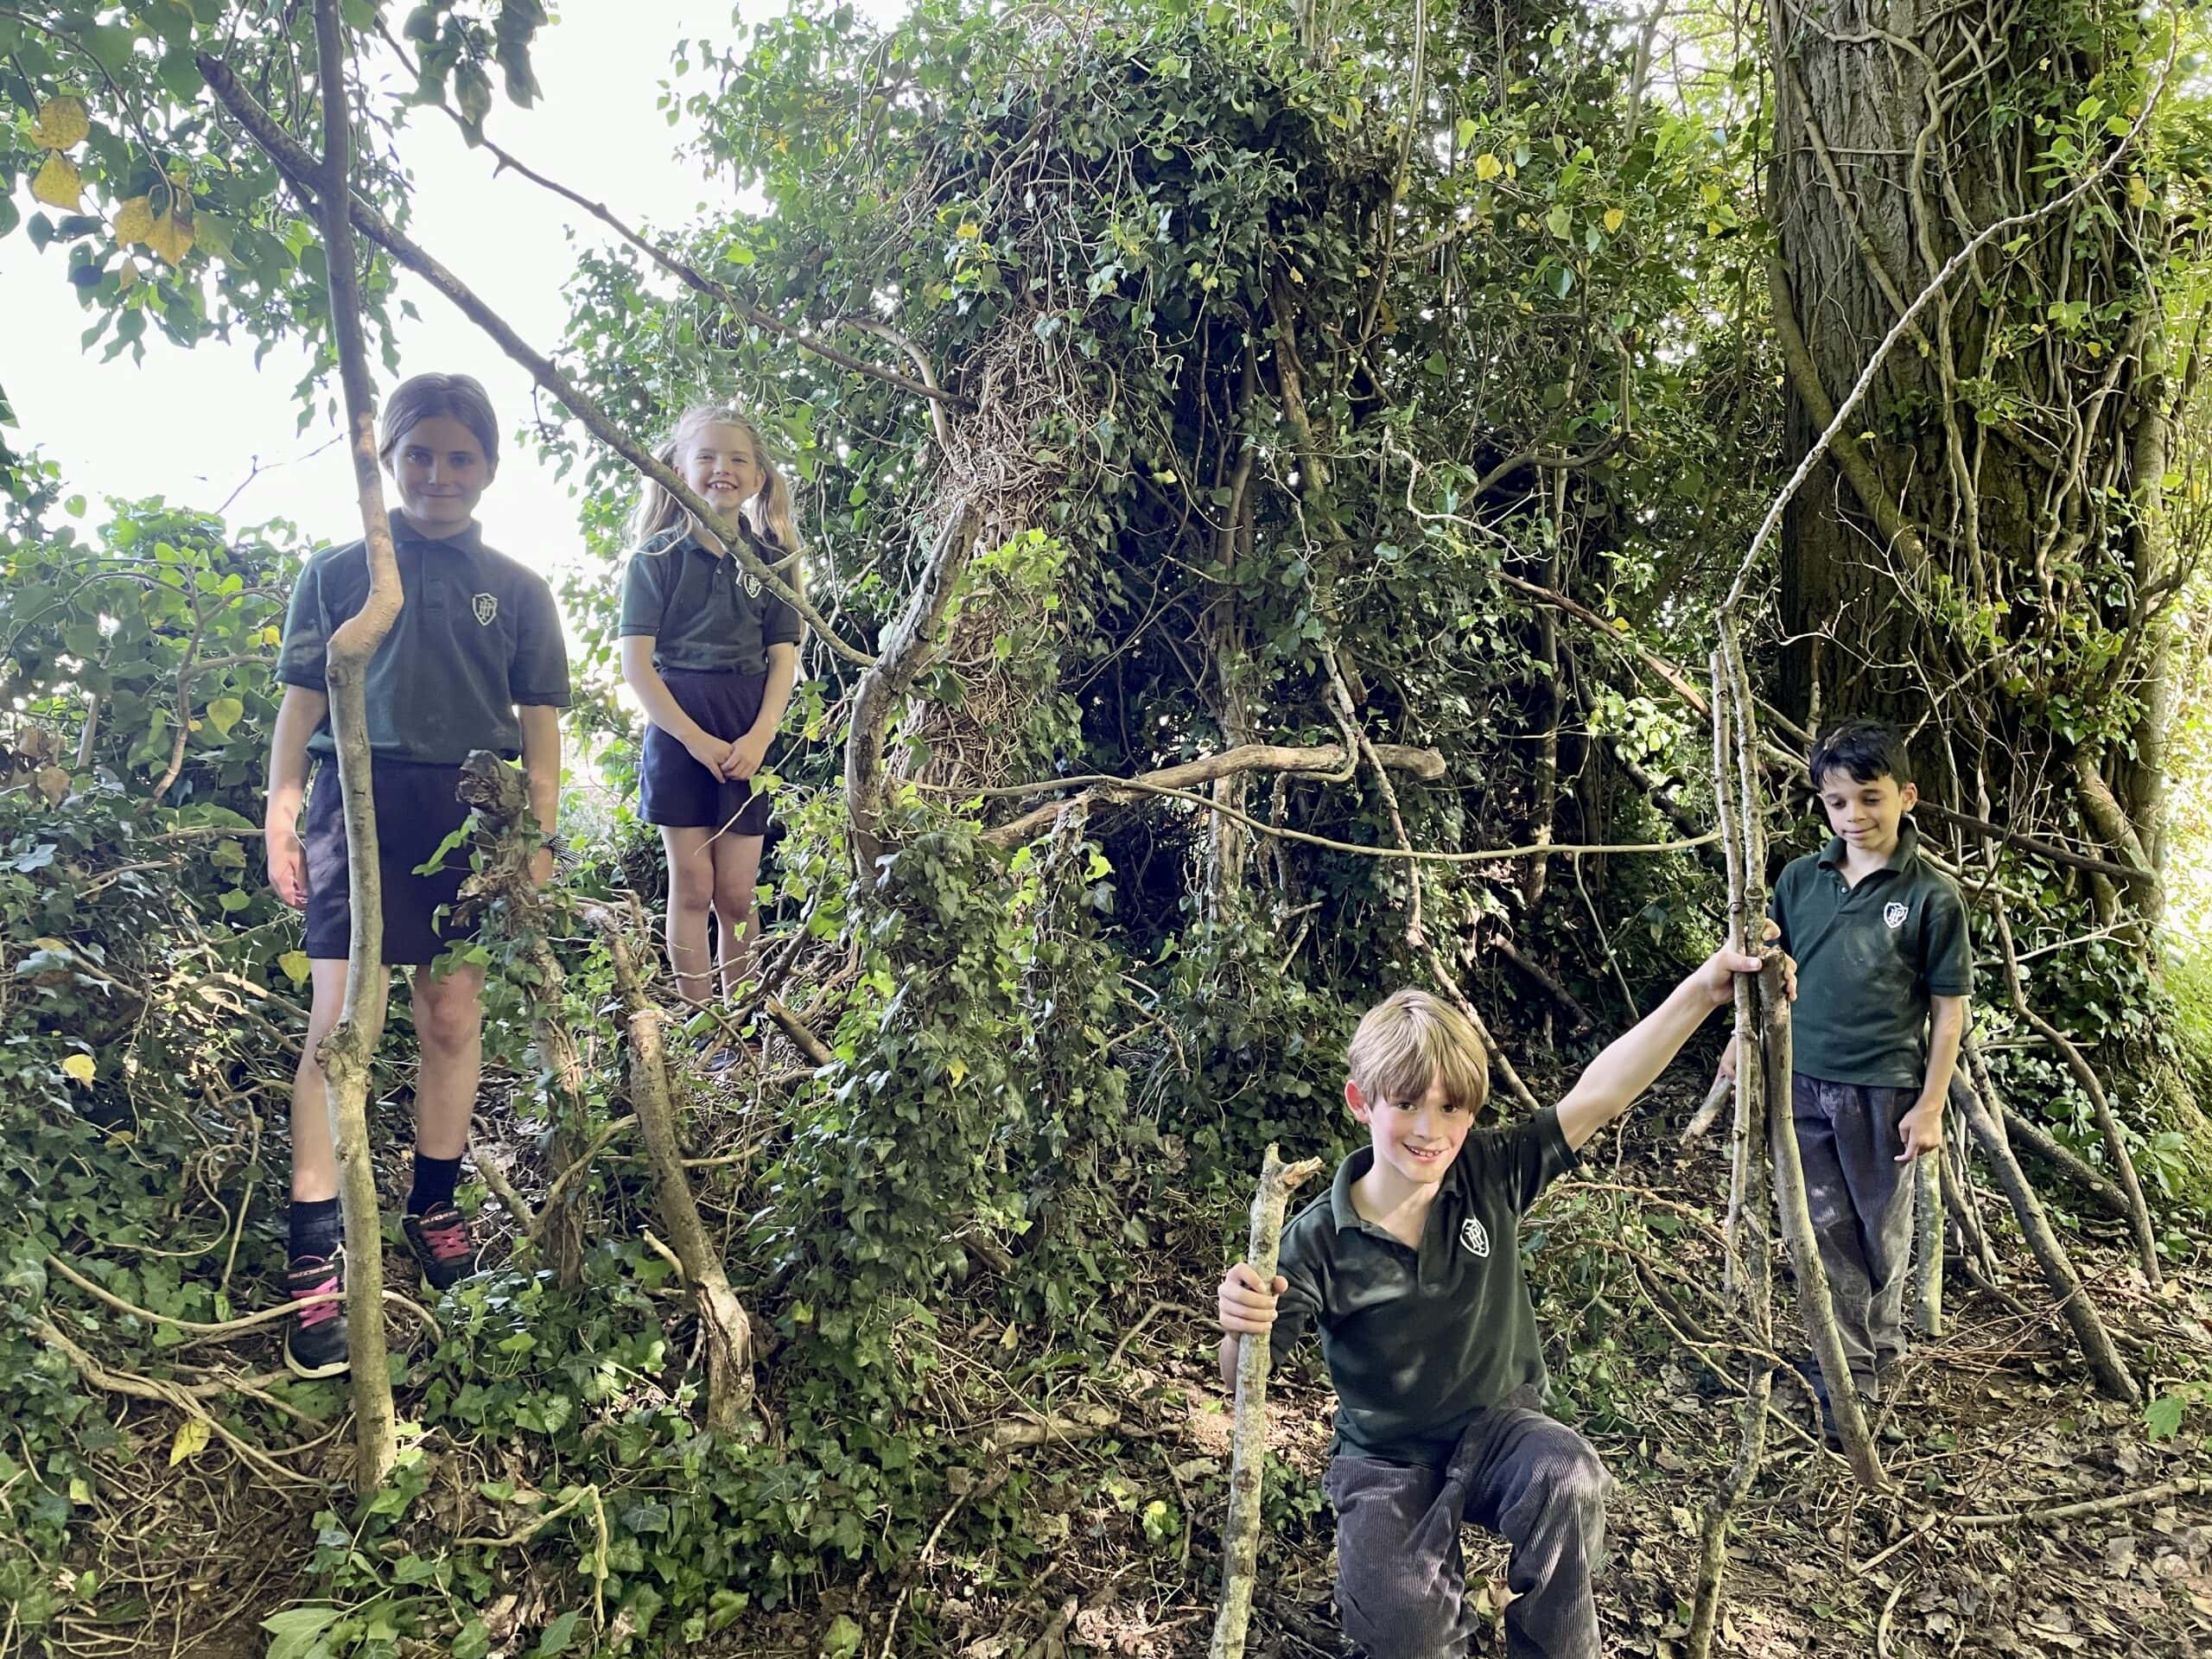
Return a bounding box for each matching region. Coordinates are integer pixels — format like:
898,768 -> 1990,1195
1219,940 -> 1773,1659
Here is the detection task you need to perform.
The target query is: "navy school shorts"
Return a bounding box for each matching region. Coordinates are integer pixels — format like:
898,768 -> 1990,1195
302,758 -> 475,967
639,667 -> 773,836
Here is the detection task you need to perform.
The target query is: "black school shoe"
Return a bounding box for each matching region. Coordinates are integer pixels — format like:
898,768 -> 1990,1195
402,1203 -> 480,1292
283,1252 -> 350,1379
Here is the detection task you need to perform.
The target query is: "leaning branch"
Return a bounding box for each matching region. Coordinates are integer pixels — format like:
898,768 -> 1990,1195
845,500 -> 979,872
197,54 -> 872,667
590,901 -> 757,1433
372,20 -> 965,413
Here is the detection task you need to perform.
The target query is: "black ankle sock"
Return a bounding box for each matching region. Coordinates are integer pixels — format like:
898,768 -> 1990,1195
289,1197 -> 342,1261
406,1154 -> 462,1217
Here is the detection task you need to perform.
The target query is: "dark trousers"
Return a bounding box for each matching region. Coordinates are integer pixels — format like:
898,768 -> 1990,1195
1325,1393 -> 1609,1659
1788,1075 -> 1920,1396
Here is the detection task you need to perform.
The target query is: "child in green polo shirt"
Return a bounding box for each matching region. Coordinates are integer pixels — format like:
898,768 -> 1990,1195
265,372 -> 570,1378
1754,718 -> 1971,1437
618,404 -> 804,1069
1218,938 -> 1777,1659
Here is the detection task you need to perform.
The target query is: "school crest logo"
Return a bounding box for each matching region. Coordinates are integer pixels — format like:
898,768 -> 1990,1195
741,569 -> 763,600
1883,901 -> 1909,931
1459,1216 -> 1491,1259
471,592 -> 498,626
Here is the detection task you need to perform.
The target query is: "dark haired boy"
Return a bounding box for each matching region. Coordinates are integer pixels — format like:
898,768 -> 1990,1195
1749,718 -> 1971,1432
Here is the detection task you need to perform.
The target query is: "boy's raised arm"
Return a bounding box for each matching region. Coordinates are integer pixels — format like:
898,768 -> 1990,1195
1554,931 -> 1781,1151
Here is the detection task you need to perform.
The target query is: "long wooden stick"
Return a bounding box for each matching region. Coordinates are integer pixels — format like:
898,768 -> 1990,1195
594,904 -> 756,1432
1719,632 -> 1885,1491
1987,898 -> 2161,1283
1209,1144 -> 1323,1659
1911,1151 -> 1944,1338
308,0 -> 401,1487
1688,651 -> 1776,1656
1953,1058 -> 2138,1401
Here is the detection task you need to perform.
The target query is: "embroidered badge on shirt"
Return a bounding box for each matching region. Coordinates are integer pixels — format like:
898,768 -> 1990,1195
741,569 -> 763,599
1459,1216 -> 1491,1258
472,593 -> 498,626
1883,900 -> 1908,930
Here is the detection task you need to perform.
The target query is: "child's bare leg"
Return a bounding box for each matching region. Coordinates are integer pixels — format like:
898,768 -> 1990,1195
290,959 -> 358,1204
709,831 -> 766,1001
660,825 -> 718,1007
410,962 -> 486,1164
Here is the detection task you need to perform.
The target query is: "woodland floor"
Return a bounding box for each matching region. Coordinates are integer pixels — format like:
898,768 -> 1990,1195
50,1055 -> 2212,1659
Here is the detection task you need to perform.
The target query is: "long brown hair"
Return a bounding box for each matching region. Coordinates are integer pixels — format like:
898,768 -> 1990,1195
629,404 -> 804,565
378,372 -> 500,466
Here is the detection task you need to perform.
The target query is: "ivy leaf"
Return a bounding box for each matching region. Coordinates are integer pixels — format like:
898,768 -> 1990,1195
1473,153 -> 1503,181
168,1417 -> 212,1465
32,152 -> 84,212
536,1609 -> 581,1656
278,950 -> 312,987
1545,204 -> 1573,240
1604,207 -> 1625,233
61,1053 -> 96,1085
2144,1392 -> 2185,1440
1455,117 -> 1478,149
32,97 -> 91,151
206,696 -> 245,736
263,1606 -> 344,1659
819,1615 -> 864,1659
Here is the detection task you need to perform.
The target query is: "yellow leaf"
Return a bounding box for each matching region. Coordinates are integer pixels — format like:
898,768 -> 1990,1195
35,764 -> 71,805
205,696 -> 245,736
31,150 -> 83,211
1604,207 -> 1625,233
32,96 -> 90,151
2128,175 -> 2150,209
114,194 -> 156,247
168,1418 -> 211,1466
145,207 -> 194,268
259,625 -> 283,646
277,950 -> 311,988
949,1056 -> 969,1086
1474,153 -> 1503,181
116,260 -> 138,291
61,1054 -> 96,1085
32,938 -> 69,953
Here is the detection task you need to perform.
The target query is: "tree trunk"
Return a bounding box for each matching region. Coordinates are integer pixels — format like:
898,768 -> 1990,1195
1769,0 -> 2172,842
308,0 -> 403,1488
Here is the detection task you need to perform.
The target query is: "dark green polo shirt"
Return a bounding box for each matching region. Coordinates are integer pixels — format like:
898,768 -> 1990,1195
1270,1109 -> 1578,1468
1768,821 -> 1974,1088
276,518 -> 571,766
617,524 -> 802,674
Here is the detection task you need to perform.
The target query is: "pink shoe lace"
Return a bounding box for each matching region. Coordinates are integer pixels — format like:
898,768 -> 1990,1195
290,1266 -> 341,1328
414,1209 -> 472,1265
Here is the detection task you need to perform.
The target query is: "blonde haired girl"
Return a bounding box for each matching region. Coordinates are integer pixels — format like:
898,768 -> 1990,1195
617,406 -> 804,1060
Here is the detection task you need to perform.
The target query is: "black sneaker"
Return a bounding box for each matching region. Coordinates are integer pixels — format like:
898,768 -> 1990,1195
402,1203 -> 479,1292
283,1253 -> 350,1379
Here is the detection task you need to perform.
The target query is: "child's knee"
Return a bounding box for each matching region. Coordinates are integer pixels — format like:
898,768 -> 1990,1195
667,866 -> 715,917
1336,1577 -> 1464,1659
